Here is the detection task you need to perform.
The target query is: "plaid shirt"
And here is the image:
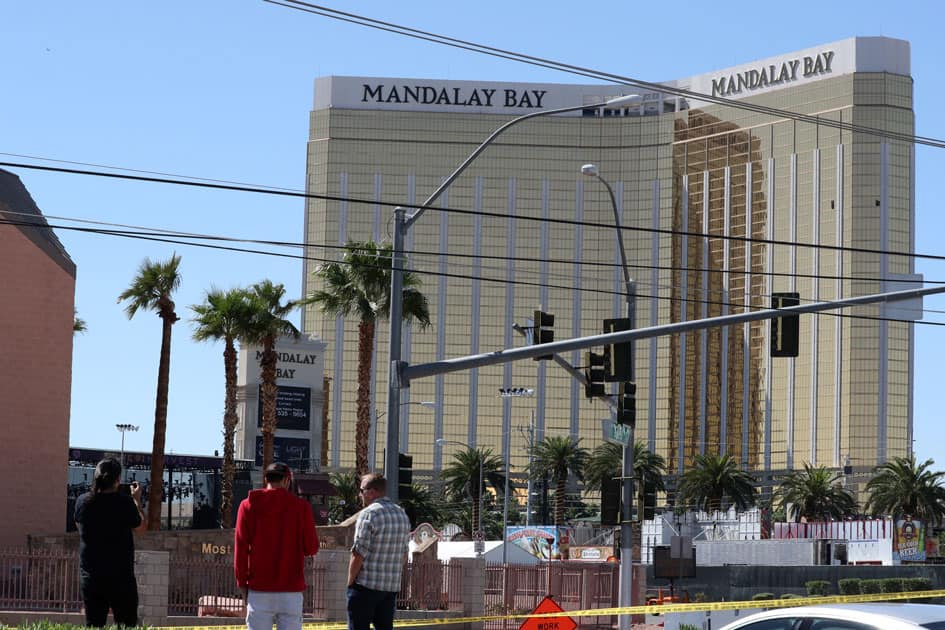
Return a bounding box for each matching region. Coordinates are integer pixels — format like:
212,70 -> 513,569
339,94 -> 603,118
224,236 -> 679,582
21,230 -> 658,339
351,497 -> 410,592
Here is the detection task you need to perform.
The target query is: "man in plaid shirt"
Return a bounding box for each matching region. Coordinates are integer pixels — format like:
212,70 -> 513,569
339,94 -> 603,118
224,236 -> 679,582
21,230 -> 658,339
347,473 -> 411,630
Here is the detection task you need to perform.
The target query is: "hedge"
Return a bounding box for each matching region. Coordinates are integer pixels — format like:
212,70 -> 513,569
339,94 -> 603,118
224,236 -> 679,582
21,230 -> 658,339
903,577 -> 933,592
838,578 -> 861,595
881,577 -> 905,593
860,579 -> 883,594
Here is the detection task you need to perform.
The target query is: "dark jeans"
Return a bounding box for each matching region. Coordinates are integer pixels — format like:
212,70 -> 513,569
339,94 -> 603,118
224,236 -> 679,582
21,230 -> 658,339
346,583 -> 396,630
80,573 -> 139,627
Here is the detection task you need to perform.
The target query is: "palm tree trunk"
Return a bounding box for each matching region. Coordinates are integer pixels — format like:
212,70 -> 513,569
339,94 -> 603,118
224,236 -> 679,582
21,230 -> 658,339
321,376 -> 330,469
472,487 -> 481,537
355,320 -> 375,476
147,304 -> 176,530
260,336 -> 278,471
554,475 -> 566,526
220,338 -> 238,528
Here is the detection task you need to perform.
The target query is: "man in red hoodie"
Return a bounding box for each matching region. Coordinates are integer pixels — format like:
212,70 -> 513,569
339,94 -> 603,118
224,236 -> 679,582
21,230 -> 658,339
234,462 -> 319,630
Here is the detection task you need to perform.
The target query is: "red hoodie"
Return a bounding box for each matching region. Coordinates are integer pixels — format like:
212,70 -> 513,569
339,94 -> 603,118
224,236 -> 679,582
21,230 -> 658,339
234,487 -> 319,592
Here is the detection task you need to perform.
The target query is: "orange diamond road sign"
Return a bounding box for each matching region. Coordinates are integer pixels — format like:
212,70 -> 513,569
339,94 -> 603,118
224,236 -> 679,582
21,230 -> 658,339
519,596 -> 576,630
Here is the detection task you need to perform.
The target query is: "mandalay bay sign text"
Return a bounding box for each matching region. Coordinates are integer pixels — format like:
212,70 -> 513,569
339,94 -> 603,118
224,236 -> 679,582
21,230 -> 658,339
362,84 -> 549,109
711,50 -> 835,97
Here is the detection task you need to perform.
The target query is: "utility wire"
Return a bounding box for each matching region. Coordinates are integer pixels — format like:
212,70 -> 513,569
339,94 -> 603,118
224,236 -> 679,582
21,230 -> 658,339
7,205 -> 931,293
4,216 -> 944,328
1,160 -> 940,266
263,0 -> 945,149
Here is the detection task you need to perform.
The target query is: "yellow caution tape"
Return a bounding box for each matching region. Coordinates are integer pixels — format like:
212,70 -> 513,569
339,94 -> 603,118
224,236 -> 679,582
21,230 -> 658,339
151,589 -> 945,630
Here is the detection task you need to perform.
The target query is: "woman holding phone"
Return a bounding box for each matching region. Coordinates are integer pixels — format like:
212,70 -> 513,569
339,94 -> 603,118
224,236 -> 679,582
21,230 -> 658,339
74,457 -> 147,627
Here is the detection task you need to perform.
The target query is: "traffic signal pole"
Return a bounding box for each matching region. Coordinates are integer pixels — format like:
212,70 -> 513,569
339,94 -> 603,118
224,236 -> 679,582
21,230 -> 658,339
619,283 -> 635,630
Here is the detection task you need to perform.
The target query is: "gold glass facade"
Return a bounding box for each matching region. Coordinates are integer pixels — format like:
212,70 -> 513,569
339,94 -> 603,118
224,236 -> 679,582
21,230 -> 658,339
302,44 -> 915,495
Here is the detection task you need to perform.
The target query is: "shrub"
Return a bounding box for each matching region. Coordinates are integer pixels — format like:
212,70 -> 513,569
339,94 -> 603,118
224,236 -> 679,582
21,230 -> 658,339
679,625 -> 700,630
752,592 -> 775,601
780,593 -> 803,599
838,578 -> 862,595
881,577 -> 905,593
860,579 -> 883,594
806,580 -> 831,596
904,577 -> 933,592
693,592 -> 707,602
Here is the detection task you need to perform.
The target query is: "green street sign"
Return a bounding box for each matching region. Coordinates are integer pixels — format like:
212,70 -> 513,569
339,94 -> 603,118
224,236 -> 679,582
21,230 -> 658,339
602,419 -> 630,446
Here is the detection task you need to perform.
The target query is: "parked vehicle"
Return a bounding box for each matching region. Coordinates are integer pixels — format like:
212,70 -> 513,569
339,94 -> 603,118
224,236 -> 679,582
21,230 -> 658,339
718,603 -> 945,630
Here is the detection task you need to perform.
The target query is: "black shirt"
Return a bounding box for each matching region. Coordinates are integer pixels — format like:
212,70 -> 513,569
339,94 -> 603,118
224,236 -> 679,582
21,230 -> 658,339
74,491 -> 141,579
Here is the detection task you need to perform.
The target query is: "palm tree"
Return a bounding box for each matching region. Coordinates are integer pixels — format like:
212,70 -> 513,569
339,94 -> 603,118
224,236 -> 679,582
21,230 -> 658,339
303,240 -> 430,475
401,482 -> 443,528
585,441 -> 667,520
440,446 -> 505,537
190,287 -> 254,528
73,308 -> 87,334
117,253 -> 182,530
529,436 -> 589,526
328,471 -> 360,523
865,456 -> 945,525
676,453 -> 757,514
775,464 -> 857,522
244,280 -> 300,471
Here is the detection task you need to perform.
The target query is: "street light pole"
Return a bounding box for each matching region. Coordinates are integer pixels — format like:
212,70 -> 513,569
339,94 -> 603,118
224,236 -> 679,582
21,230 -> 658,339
384,94 -> 644,502
436,438 -> 483,555
582,164 -> 637,630
499,387 -> 535,564
115,423 -> 139,481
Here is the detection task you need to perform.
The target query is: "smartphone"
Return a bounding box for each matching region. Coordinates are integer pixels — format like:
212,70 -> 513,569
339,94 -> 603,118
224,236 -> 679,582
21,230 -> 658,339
119,483 -> 132,496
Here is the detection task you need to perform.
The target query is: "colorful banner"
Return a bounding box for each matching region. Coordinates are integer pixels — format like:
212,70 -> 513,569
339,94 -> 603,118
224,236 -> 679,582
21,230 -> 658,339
506,526 -> 574,560
894,519 -> 926,562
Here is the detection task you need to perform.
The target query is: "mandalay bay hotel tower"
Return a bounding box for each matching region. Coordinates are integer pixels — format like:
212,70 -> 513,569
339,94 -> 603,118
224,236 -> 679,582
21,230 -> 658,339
301,37 -> 918,500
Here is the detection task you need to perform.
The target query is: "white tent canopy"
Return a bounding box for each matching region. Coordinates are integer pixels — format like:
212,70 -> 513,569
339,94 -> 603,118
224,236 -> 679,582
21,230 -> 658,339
409,540 -> 541,565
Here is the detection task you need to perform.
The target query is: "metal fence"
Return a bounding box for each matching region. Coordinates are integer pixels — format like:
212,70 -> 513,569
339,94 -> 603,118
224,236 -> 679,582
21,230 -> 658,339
397,560 -> 464,610
484,562 -> 619,630
0,548 -> 82,612
0,547 -> 616,624
167,555 -> 328,617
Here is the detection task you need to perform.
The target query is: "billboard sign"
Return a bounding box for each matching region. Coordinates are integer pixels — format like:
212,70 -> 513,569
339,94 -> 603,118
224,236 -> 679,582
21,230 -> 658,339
257,385 -> 311,431
506,526 -> 574,560
894,519 -> 926,562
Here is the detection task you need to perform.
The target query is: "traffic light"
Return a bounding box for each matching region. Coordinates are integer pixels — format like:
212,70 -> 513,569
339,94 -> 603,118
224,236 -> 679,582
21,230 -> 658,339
533,310 -> 555,360
600,476 -> 620,526
771,292 -> 800,357
584,351 -> 606,398
616,381 -> 636,425
642,481 -> 657,521
398,453 -> 413,503
602,318 -> 632,381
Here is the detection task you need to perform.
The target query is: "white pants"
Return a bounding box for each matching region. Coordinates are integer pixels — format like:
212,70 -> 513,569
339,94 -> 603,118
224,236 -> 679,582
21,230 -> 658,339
246,590 -> 303,630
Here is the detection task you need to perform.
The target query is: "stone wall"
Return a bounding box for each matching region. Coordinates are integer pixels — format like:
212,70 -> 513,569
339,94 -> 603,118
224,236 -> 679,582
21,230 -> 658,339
136,550 -> 169,626
28,519 -> 356,563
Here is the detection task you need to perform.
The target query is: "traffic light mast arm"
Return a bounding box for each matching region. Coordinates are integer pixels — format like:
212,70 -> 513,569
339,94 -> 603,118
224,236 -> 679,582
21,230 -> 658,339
512,323 -> 617,410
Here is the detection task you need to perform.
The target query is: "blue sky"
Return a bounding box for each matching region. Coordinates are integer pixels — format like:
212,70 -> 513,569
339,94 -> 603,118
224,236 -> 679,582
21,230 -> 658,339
3,1 -> 945,468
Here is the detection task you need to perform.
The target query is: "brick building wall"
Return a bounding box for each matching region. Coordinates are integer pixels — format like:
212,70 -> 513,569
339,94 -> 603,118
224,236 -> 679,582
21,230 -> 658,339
0,169 -> 76,547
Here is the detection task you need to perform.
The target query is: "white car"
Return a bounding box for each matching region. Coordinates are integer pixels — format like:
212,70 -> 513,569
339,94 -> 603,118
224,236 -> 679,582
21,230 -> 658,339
717,603 -> 945,630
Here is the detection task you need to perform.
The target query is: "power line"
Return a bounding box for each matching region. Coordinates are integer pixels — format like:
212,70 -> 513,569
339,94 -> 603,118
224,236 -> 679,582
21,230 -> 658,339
10,205 -> 928,297
2,159 -> 941,267
263,0 -> 945,149
5,215 -> 945,328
